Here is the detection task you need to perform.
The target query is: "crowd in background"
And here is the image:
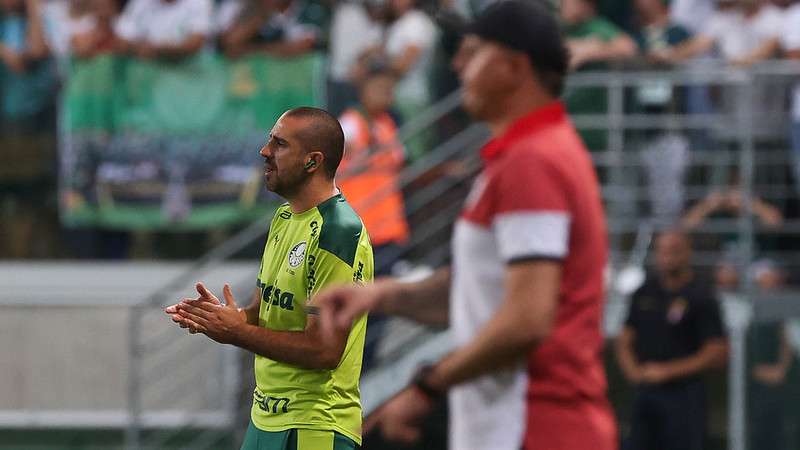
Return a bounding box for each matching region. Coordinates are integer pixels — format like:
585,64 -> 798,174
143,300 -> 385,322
0,0 -> 798,269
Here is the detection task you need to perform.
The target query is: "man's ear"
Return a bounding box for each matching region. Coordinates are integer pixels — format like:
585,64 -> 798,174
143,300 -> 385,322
304,151 -> 324,172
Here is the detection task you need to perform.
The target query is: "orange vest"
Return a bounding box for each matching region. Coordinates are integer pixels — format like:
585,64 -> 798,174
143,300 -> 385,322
338,109 -> 410,246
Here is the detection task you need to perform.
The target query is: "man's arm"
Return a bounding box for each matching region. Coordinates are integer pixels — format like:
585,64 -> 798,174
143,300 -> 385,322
421,260 -> 559,390
379,267 -> 451,326
681,191 -> 725,229
174,284 -> 351,370
730,38 -> 779,67
641,293 -> 728,384
232,314 -> 348,370
616,326 -> 642,384
147,34 -> 206,59
568,34 -> 637,69
640,338 -> 728,384
316,266 -> 451,334
753,325 -> 794,385
654,34 -> 714,64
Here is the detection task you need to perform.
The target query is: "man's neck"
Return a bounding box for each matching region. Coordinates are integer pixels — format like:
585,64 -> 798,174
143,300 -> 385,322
660,269 -> 693,291
486,91 -> 555,137
287,180 -> 339,213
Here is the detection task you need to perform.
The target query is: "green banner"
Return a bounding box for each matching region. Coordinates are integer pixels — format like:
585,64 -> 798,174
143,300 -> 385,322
59,52 -> 324,230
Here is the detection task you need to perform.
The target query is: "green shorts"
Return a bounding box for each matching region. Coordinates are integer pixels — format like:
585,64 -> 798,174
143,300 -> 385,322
240,422 -> 358,450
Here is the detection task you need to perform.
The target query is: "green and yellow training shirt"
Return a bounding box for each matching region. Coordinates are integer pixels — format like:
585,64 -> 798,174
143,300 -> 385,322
252,193 -> 374,445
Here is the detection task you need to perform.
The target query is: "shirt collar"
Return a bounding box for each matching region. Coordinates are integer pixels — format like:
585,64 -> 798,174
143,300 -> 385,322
480,101 -> 567,162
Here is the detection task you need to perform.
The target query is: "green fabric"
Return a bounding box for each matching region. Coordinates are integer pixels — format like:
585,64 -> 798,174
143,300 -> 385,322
60,53 -> 325,230
252,195 -> 373,445
565,17 -> 622,42
564,17 -> 625,151
240,423 -> 357,450
317,194 -> 363,266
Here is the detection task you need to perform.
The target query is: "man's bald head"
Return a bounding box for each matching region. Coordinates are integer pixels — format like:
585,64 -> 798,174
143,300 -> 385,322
283,107 -> 345,179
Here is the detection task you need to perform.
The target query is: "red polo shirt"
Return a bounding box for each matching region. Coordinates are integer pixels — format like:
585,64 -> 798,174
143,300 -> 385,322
450,101 -> 615,450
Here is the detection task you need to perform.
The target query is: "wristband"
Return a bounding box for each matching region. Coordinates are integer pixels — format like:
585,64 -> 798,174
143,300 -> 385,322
411,364 -> 446,402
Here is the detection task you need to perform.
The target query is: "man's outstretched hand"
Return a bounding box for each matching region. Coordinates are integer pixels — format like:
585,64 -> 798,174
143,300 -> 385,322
313,282 -> 387,339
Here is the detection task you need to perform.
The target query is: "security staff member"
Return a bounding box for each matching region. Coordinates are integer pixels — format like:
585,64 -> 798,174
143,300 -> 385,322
616,230 -> 728,450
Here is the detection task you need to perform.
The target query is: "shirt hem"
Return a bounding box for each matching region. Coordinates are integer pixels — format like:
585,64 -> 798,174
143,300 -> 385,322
249,419 -> 362,446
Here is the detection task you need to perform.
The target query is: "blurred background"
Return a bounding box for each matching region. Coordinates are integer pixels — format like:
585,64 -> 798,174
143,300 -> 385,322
1,0 -> 800,448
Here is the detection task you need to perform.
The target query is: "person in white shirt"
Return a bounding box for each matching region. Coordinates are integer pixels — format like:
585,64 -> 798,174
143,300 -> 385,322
115,0 -> 212,60
378,0 -> 436,160
669,0 -> 714,35
327,0 -> 383,115
654,0 -> 782,67
69,0 -> 121,59
383,0 -> 436,113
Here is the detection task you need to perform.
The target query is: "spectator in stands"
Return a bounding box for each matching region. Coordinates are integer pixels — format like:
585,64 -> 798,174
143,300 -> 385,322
383,0 -> 435,109
652,0 -> 783,67
781,1 -> 800,198
634,0 -> 691,66
327,0 -> 384,116
338,59 -> 409,369
219,0 -> 328,58
0,0 -> 53,118
338,59 -> 408,276
368,0 -> 436,160
682,184 -> 784,230
669,0 -> 714,35
748,258 -> 795,450
560,0 -> 637,151
616,230 -> 728,450
683,174 -> 785,257
0,0 -> 56,258
561,0 -> 637,71
632,0 -> 694,224
68,0 -> 120,59
115,0 -> 212,60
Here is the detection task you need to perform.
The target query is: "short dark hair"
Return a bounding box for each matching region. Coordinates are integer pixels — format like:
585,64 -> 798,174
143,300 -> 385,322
284,107 -> 345,179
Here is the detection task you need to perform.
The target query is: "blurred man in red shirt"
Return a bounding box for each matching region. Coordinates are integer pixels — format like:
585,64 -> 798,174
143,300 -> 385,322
315,2 -> 615,449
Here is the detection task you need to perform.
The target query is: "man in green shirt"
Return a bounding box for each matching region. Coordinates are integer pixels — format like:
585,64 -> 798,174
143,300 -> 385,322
166,107 -> 374,450
560,0 -> 637,151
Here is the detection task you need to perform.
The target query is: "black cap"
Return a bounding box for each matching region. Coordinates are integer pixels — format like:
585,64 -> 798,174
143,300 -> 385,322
438,0 -> 568,96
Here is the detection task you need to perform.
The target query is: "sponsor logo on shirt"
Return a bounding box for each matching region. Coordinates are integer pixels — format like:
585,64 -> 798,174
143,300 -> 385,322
288,241 -> 307,268
667,297 -> 688,324
260,284 -> 295,311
